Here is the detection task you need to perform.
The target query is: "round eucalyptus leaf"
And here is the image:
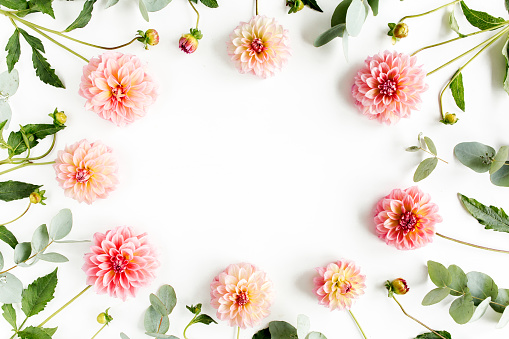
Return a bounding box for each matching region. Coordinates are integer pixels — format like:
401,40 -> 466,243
496,305 -> 509,329
139,0 -> 150,21
143,0 -> 172,12
14,242 -> 31,264
413,157 -> 438,182
314,24 -> 346,47
157,284 -> 177,315
297,314 -> 310,339
490,146 -> 509,174
449,293 -> 474,324
469,297 -> 491,323
0,101 -> 12,129
0,272 -> 23,304
269,321 -> 298,339
37,252 -> 69,263
49,209 -> 72,240
32,224 -> 49,253
467,271 -> 498,306
427,260 -> 452,288
0,69 -> 19,97
448,264 -> 468,296
150,293 -> 169,316
307,332 -> 327,339
346,0 -> 367,37
491,288 -> 509,313
105,0 -> 120,8
144,333 -> 172,338
424,136 -> 437,155
454,142 -> 495,173
490,162 -> 509,187
422,287 -> 450,306
144,306 -> 169,333
406,146 -> 420,152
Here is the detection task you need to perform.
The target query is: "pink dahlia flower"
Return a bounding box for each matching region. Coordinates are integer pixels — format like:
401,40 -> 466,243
352,50 -> 428,125
374,186 -> 442,250
53,139 -> 118,204
227,15 -> 291,78
210,263 -> 274,329
79,52 -> 157,126
83,226 -> 159,300
314,260 -> 366,311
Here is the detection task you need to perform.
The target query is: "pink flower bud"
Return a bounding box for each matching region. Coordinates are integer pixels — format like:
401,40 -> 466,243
391,278 -> 410,295
145,29 -> 159,46
179,29 -> 203,54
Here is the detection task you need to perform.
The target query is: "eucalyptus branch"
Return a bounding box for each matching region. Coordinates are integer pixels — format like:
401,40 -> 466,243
417,147 -> 448,163
0,240 -> 54,275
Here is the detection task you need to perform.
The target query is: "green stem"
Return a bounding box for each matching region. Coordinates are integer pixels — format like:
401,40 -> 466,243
188,0 -> 200,29
183,314 -> 197,339
0,240 -> 54,275
38,285 -> 92,328
412,22 -> 509,56
418,148 -> 448,164
237,326 -> 240,339
348,310 -> 367,339
0,200 -> 31,226
91,324 -> 107,339
391,296 -> 447,339
400,0 -> 461,23
437,232 -> 509,254
11,316 -> 29,338
0,161 -> 55,176
255,0 -> 258,16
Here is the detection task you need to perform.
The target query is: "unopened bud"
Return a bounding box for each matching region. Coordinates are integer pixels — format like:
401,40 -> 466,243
391,278 -> 410,295
29,192 -> 41,204
179,29 -> 202,54
55,112 -> 67,125
441,113 -> 458,125
145,29 -> 160,46
97,308 -> 113,324
393,23 -> 409,39
286,0 -> 304,13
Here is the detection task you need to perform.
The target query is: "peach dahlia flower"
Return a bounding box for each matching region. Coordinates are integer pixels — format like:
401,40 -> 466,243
227,15 -> 291,78
210,263 -> 274,328
374,186 -> 442,250
53,139 -> 118,204
83,226 -> 159,300
352,50 -> 428,124
79,52 -> 157,126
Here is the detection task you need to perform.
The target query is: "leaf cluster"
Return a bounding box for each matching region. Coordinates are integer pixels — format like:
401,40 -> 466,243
253,315 -> 327,339
423,261 -> 509,328
406,133 -> 444,182
144,285 -> 179,338
454,142 -> 509,186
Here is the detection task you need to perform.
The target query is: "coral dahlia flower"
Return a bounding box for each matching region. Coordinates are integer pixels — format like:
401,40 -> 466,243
210,263 -> 274,328
227,15 -> 291,78
374,186 -> 442,250
352,50 -> 428,124
83,226 -> 159,300
314,260 -> 366,311
79,52 -> 158,126
54,139 -> 118,204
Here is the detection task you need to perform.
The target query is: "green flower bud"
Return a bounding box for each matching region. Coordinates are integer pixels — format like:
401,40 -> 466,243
286,0 -> 304,13
393,23 -> 409,39
145,29 -> 160,46
391,278 -> 410,295
440,113 -> 459,125
29,192 -> 41,204
97,308 -> 113,324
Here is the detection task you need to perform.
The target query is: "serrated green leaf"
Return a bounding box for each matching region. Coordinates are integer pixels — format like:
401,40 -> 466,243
18,28 -> 44,52
7,131 -> 28,157
142,0 -> 172,11
14,242 -> 31,264
0,272 -> 23,304
458,193 -> 509,233
32,224 -> 49,253
427,261 -> 452,288
49,209 -> 72,240
491,162 -> 509,186
37,252 -> 68,263
449,292 -> 474,324
64,0 -> 97,32
413,157 -> 438,182
345,0 -> 367,37
314,24 -> 346,47
31,48 -> 65,88
253,328 -> 271,339
0,0 -> 28,10
449,71 -> 465,112
490,146 -> 509,174
454,142 -> 495,173
22,123 -> 65,139
199,0 -> 218,8
492,289 -> 509,313
186,303 -> 201,315
467,271 -> 498,306
469,297 -> 491,323
424,137 -> 437,155
21,268 -> 58,317
41,327 -> 57,336
415,331 -> 451,339
497,305 -> 509,328
6,30 -> 21,72
460,1 -> 504,30
0,181 -> 40,202
422,287 -> 450,306
28,0 -> 54,18
448,264 -> 468,296
269,321 -> 298,339
18,326 -> 52,339
2,303 -> 16,330
0,226 -> 18,249
191,314 -> 217,326
302,0 -> 322,12
139,0 -> 149,21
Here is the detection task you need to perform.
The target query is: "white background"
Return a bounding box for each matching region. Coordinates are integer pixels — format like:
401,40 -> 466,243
1,0 -> 509,338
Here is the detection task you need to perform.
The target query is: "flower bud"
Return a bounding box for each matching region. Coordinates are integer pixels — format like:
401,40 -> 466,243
30,192 -> 41,204
145,29 -> 160,46
391,278 -> 410,295
286,0 -> 304,13
179,29 -> 202,54
97,308 -> 113,324
441,113 -> 458,125
49,108 -> 66,126
393,23 -> 409,39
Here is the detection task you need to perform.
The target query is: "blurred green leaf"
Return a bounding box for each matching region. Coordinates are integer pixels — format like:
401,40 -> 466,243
469,297 -> 491,323
314,24 -> 346,47
345,0 -> 367,37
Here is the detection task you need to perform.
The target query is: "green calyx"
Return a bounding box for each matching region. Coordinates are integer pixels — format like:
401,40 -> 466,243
189,28 -> 203,40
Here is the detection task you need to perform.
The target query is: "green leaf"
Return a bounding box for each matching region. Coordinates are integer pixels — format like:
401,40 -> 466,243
186,304 -> 201,315
406,146 -> 420,152
105,0 -> 119,8
367,0 -> 378,15
253,328 -> 271,339
144,306 -> 169,334
307,333 -> 327,339
504,34 -> 509,95
37,252 -> 68,263
199,0 -> 218,8
297,314 -> 310,339
145,334 -> 174,339
0,251 -> 3,271
454,142 -> 495,173
120,333 -> 130,339
490,146 -> 509,174
302,0 -> 322,12
269,321 -> 298,339
0,226 -> 18,248
345,0 -> 367,37
458,193 -> 509,233
49,209 -> 72,240
331,0 -> 352,26
413,157 -> 438,182
191,314 -> 217,326
491,289 -> 509,313
31,224 -> 49,253
31,48 -> 65,88
22,123 -> 65,140
449,71 -> 465,112
41,328 -> 57,336
449,292 -> 474,324
139,0 -> 150,21
18,326 -> 52,339
64,0 -> 97,32
491,162 -> 509,186
2,304 -> 17,330
0,181 -> 40,202
150,293 -> 170,316
467,271 -> 498,306
0,102 -> 12,130
449,9 -> 466,37
28,0 -> 54,18
0,0 -> 28,10
469,296 -> 491,322
14,242 -> 31,264
6,30 -> 21,72
422,287 -> 450,306
497,305 -> 509,328
448,264 -> 468,296
415,331 -> 451,339
460,1 -> 504,30
0,273 -> 23,304
427,261 -> 452,288
314,24 -> 346,47
21,268 -> 58,317
142,0 -> 172,11
18,28 -> 44,52
424,137 -> 437,155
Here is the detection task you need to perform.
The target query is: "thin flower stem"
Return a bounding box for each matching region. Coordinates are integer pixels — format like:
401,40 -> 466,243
236,326 -> 240,339
188,0 -> 200,29
391,296 -> 447,339
436,232 -> 509,254
183,314 -> 197,339
348,310 -> 367,339
418,148 -> 448,164
38,285 -> 92,328
10,316 -> 29,338
0,161 -> 55,176
91,324 -> 107,339
0,200 -> 31,226
255,0 -> 258,16
6,134 -> 57,164
400,0 -> 460,23
412,22 -> 509,56
0,240 -> 54,275
448,287 -> 507,308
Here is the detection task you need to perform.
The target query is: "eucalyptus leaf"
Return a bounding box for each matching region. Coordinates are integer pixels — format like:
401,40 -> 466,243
448,264 -> 468,296
345,0 -> 367,37
427,260 -> 452,288
105,0 -> 119,8
492,289 -> 509,313
406,146 -> 420,152
0,272 -> 23,304
139,0 -> 150,21
297,314 -> 310,339
120,333 -> 130,339
37,252 -> 68,263
490,162 -> 509,187
449,9 -> 466,37
503,36 -> 509,95
331,0 -> 352,26
31,224 -> 49,253
454,142 -> 495,173
0,102 -> 12,129
469,297 -> 491,323
14,242 -> 31,264
422,287 -> 450,306
156,285 -> 177,315
145,333 -> 173,339
367,0 -> 378,15
424,137 -> 437,155
307,333 -> 327,339
467,271 -> 498,306
150,293 -> 169,316
496,305 -> 509,328
253,328 -> 271,339
449,292 -> 474,324
342,30 -> 349,60
143,0 -> 172,12
144,306 -> 169,334
0,69 -> 20,97
449,71 -> 465,112
49,209 -> 72,240
0,251 -> 3,270
314,24 -> 346,47
490,146 -> 509,174
458,193 -> 509,233
269,321 -> 298,339
413,157 -> 438,182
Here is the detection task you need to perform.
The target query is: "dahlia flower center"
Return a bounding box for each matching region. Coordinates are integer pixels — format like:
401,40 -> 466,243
111,254 -> 129,273
112,85 -> 127,101
378,79 -> 397,96
399,212 -> 418,233
75,168 -> 92,183
336,279 -> 352,294
250,38 -> 266,53
236,291 -> 249,307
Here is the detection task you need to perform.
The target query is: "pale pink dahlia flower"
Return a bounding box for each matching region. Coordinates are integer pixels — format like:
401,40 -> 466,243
79,52 -> 157,126
374,186 -> 442,250
83,226 -> 159,300
227,15 -> 291,78
53,139 -> 118,204
210,263 -> 274,329
352,50 -> 428,125
314,260 -> 366,311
